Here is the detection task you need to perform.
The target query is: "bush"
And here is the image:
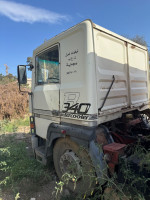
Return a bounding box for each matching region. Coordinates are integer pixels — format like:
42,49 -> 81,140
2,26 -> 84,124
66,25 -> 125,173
0,82 -> 29,120
0,73 -> 17,85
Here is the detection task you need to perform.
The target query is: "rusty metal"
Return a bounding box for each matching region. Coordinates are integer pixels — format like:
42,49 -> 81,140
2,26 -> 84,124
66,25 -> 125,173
103,142 -> 126,173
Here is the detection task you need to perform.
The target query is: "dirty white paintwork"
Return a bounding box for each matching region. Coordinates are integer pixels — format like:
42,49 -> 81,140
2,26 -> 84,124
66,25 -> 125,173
128,44 -> 148,106
31,20 -> 149,139
33,84 -> 59,111
94,28 -> 149,113
35,117 -> 53,139
94,30 -> 129,111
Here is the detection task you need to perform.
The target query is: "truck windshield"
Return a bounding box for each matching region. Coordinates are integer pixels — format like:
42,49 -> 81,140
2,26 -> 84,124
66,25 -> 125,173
36,46 -> 59,85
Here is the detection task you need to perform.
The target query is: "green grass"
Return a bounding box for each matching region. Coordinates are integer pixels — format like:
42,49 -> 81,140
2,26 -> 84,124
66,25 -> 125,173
15,116 -> 30,127
0,119 -> 17,133
0,116 -> 30,134
0,134 -> 52,198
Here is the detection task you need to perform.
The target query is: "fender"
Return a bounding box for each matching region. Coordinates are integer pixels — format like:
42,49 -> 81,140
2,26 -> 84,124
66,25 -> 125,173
46,122 -> 96,149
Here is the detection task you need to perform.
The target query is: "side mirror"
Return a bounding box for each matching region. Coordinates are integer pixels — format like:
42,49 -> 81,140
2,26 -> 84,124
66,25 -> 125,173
17,65 -> 27,84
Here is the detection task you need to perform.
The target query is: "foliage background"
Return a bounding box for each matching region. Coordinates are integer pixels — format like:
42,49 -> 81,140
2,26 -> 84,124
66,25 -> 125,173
0,74 -> 29,120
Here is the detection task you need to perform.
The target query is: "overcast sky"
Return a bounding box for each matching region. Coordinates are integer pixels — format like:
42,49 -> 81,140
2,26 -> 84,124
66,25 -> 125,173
0,0 -> 150,76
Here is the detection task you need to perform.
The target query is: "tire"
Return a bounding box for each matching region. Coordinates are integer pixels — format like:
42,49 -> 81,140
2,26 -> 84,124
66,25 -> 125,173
53,137 -> 95,195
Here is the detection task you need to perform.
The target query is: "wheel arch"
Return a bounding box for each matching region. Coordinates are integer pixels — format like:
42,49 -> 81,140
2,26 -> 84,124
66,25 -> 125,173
46,122 -> 96,152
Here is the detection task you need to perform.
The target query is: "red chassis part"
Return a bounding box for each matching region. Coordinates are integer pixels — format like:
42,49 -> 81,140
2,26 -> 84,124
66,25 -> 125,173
103,118 -> 142,173
103,143 -> 126,173
111,131 -> 136,144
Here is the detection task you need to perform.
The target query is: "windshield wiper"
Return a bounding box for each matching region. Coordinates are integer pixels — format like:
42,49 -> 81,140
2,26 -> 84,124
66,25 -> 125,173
48,77 -> 59,80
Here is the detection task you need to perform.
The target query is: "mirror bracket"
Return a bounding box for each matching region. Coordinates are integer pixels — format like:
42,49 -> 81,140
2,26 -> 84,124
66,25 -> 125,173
28,64 -> 34,71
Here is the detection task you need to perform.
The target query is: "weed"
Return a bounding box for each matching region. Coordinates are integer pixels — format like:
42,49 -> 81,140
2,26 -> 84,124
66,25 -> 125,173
16,116 -> 30,127
0,119 -> 18,133
0,116 -> 30,134
0,134 -> 51,198
54,143 -> 150,200
15,193 -> 20,200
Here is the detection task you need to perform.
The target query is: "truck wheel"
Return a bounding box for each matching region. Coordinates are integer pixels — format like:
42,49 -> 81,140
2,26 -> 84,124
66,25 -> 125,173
53,137 -> 95,195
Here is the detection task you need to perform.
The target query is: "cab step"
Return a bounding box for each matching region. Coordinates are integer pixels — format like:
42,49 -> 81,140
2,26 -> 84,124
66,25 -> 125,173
35,146 -> 47,165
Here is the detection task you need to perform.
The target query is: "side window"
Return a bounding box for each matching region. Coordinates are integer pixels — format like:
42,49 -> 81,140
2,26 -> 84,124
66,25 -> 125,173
36,46 -> 59,85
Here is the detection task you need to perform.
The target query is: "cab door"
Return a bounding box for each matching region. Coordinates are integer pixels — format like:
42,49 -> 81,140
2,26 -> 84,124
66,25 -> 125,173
33,45 -> 60,121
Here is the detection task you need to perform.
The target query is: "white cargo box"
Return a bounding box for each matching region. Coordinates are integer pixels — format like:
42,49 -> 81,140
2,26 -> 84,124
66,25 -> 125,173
94,23 -> 149,124
32,20 -> 149,133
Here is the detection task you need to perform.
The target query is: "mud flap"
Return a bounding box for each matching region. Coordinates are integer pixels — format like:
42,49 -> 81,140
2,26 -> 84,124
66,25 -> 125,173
89,140 -> 108,185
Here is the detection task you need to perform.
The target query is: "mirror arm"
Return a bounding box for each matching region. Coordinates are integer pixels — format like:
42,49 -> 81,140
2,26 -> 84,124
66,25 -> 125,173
19,84 -> 32,95
18,83 -> 29,94
28,64 -> 34,71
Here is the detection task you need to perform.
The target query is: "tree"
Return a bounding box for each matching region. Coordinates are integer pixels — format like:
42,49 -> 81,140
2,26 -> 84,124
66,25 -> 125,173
131,35 -> 150,61
131,35 -> 147,47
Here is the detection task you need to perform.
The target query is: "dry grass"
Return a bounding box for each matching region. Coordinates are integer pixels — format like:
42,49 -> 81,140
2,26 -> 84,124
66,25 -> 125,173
0,82 -> 29,120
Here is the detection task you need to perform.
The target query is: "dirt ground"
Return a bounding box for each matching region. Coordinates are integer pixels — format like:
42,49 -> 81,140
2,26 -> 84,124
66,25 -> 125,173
0,130 -> 68,200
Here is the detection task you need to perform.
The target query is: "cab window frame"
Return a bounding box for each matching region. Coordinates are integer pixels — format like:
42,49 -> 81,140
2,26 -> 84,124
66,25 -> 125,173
35,44 -> 60,86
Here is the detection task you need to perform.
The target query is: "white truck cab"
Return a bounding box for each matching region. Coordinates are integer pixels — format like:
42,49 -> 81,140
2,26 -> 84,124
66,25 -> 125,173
17,19 -> 150,194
